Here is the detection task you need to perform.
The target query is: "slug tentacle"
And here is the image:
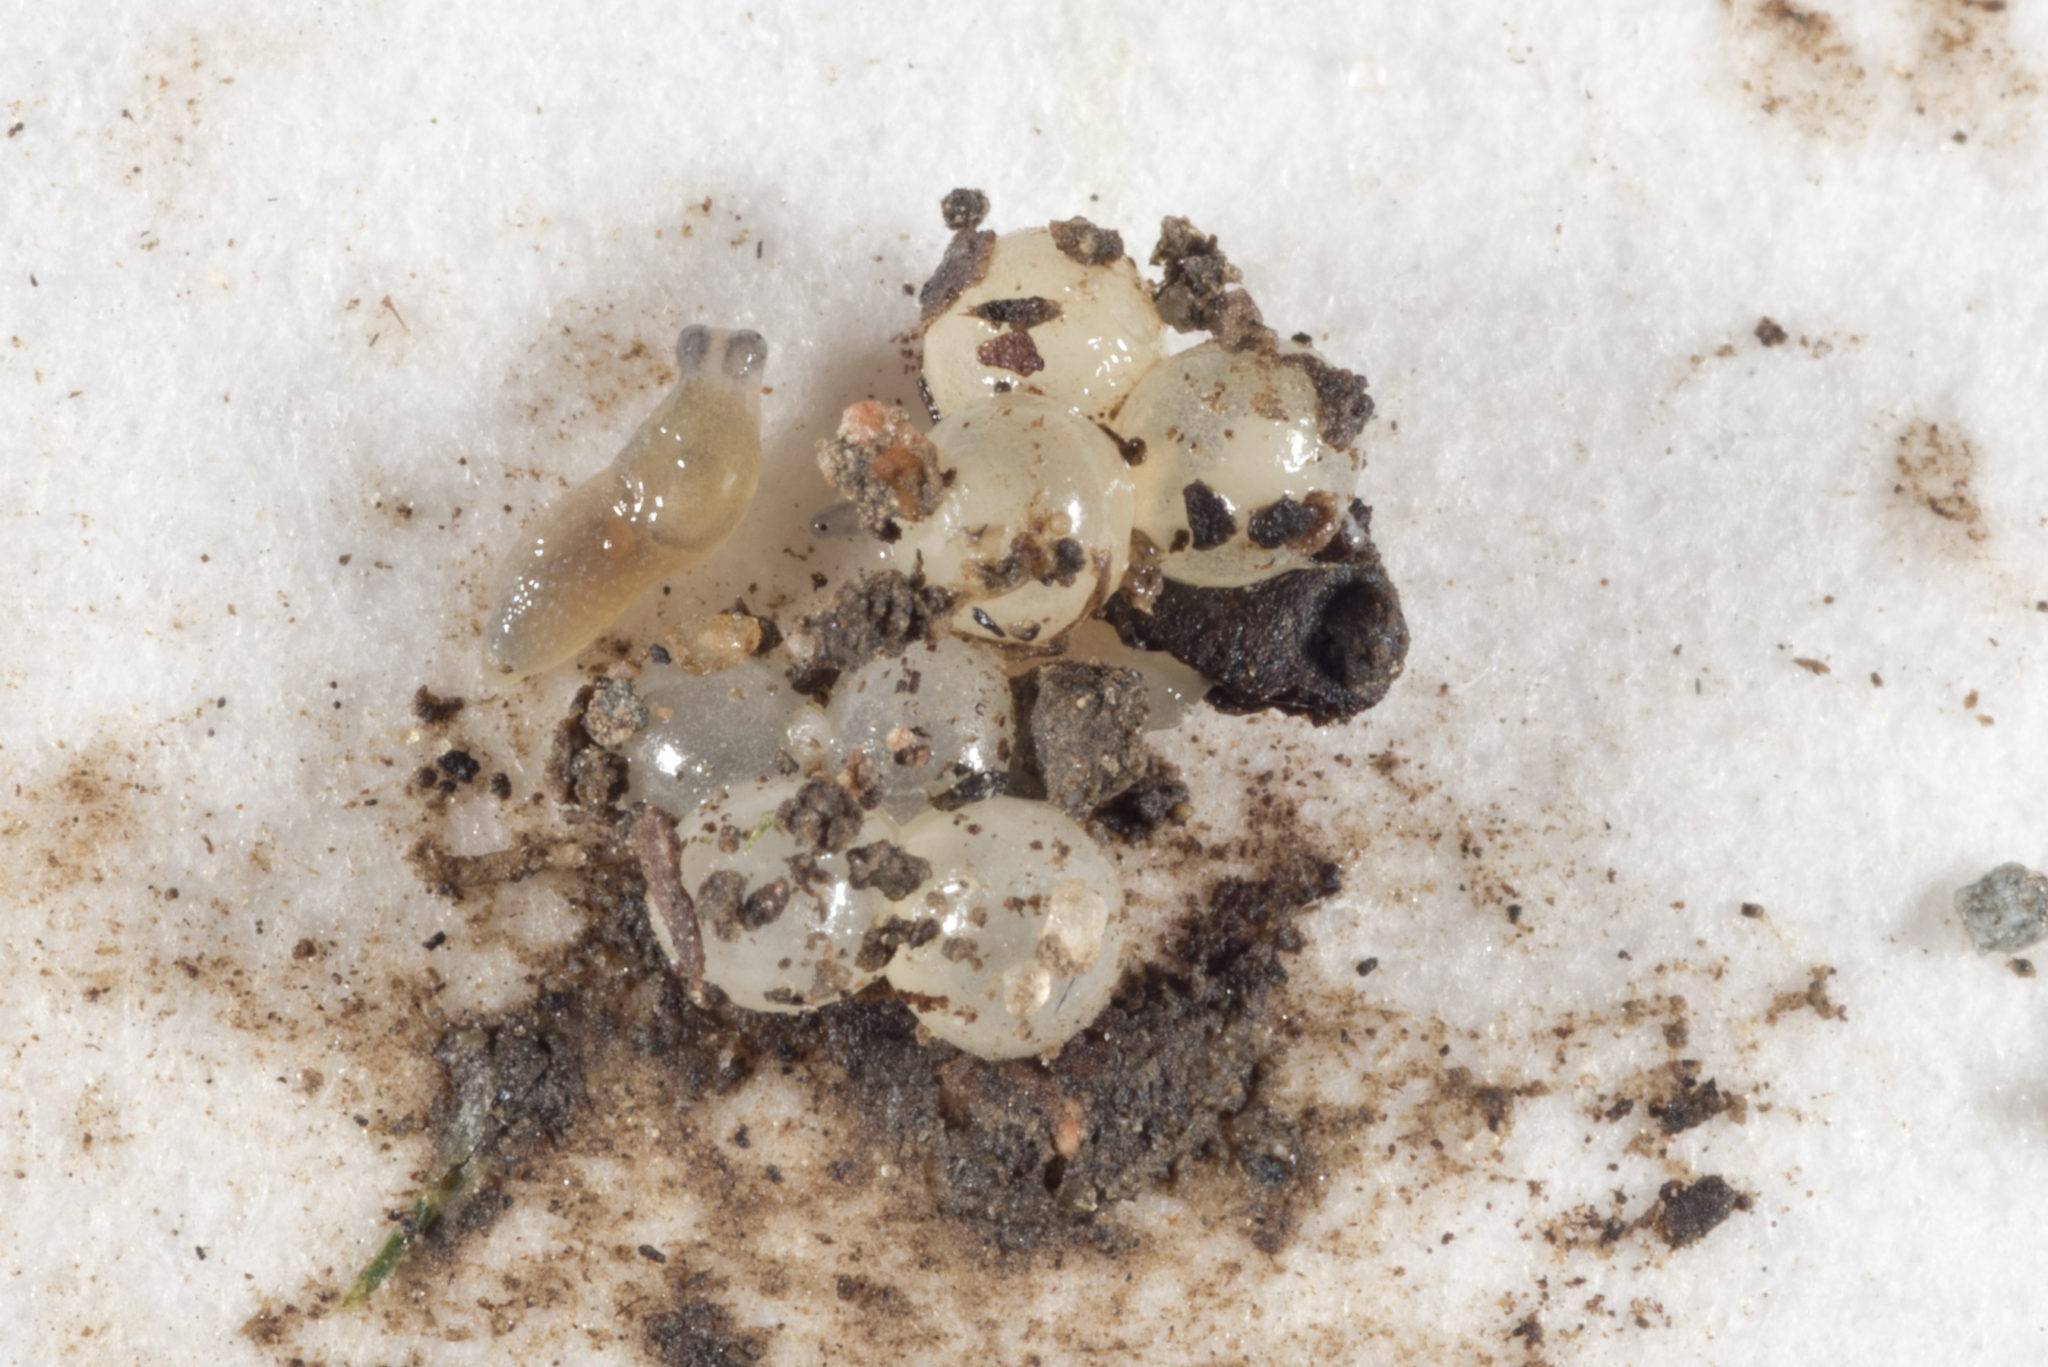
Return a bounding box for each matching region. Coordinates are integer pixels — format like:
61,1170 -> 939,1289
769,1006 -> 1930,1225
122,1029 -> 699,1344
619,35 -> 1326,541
486,325 -> 769,679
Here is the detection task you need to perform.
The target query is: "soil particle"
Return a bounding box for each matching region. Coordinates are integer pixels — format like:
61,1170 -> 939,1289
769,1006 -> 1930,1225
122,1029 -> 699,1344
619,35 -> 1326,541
1151,216 -> 1265,349
775,776 -> 865,854
435,748 -> 482,783
1181,480 -> 1239,550
697,870 -> 752,942
407,835 -> 588,897
547,687 -> 630,810
1246,493 -> 1339,552
1754,317 -> 1789,346
1087,758 -> 1190,843
816,402 -> 946,536
790,571 -> 954,700
919,191 -> 996,324
975,329 -> 1046,377
1648,1176 -> 1751,1249
969,296 -> 1063,331
845,840 -> 933,901
738,879 -> 791,931
584,678 -> 650,748
1009,661 -> 1152,819
412,685 -> 466,726
853,913 -> 942,972
645,1294 -> 765,1367
1101,559 -> 1409,723
1647,1072 -> 1739,1136
1274,349 -> 1376,450
1048,216 -> 1125,266
940,187 -> 990,232
1148,217 -> 1374,448
1893,418 -> 1986,541
1766,965 -> 1848,1023
636,807 -> 700,985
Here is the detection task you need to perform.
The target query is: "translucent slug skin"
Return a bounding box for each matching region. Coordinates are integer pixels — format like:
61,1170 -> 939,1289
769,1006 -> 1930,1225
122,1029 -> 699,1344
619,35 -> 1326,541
487,326 -> 768,679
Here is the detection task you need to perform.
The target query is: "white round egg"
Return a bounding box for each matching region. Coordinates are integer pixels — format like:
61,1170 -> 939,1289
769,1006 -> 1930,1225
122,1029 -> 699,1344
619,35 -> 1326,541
623,658 -> 823,814
669,777 -> 895,1013
885,392 -> 1134,646
823,635 -> 1015,817
1117,340 -> 1356,588
922,227 -> 1166,422
887,798 -> 1127,1059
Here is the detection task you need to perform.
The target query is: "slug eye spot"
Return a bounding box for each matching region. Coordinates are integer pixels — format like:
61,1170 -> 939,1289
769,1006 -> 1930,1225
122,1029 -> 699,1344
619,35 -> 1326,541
722,329 -> 769,381
675,324 -> 714,372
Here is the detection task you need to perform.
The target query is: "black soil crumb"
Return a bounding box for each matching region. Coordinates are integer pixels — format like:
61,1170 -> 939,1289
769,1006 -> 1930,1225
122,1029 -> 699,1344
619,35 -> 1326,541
853,914 -> 941,972
920,190 -> 996,324
1048,216 -> 1125,266
816,404 -> 945,537
412,685 -> 465,726
1102,559 -> 1409,723
940,187 -> 990,233
1273,350 -> 1375,450
775,776 -> 865,853
1648,1176 -> 1750,1249
1247,494 -> 1339,552
1009,662 -> 1151,819
1089,759 -> 1190,842
803,852 -> 1341,1253
645,1293 -> 765,1367
969,296 -> 1063,330
435,749 -> 482,784
1181,480 -> 1239,550
1754,317 -> 1788,346
790,570 -> 954,699
845,840 -> 932,901
1647,1072 -> 1739,1136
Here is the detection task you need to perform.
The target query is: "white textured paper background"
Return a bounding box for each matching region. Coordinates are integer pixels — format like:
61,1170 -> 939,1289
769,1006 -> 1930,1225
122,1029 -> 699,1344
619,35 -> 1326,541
5,2 -> 2047,1364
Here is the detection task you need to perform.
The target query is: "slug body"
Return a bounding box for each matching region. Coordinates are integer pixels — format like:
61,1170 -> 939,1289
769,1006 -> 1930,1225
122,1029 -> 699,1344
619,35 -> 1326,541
487,326 -> 769,679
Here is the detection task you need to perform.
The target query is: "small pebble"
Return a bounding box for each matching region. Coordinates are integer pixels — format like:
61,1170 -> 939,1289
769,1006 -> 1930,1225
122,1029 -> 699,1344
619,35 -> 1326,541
1956,863 -> 2048,955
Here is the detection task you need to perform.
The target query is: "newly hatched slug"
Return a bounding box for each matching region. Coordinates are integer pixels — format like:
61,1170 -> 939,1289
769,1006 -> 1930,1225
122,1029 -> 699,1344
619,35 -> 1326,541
486,325 -> 769,679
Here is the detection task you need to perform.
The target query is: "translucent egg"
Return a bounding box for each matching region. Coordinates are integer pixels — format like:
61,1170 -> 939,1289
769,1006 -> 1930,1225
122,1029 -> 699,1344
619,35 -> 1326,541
1118,339 -> 1355,588
922,228 -> 1165,421
887,799 -> 1126,1059
884,393 -> 1134,646
823,635 -> 1014,817
665,778 -> 895,1013
624,658 -> 821,814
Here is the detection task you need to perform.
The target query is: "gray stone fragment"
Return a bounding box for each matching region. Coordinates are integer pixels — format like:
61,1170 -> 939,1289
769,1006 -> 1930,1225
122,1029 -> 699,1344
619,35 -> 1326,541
1956,862 -> 2048,954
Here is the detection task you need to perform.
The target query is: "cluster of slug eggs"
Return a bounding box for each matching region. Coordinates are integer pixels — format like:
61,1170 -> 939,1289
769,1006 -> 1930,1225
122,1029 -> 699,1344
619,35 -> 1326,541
496,212 -> 1371,1060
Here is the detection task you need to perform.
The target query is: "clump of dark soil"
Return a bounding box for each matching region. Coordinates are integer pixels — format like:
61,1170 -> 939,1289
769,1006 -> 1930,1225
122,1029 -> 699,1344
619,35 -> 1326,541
789,570 -> 956,698
1103,556 -> 1409,723
382,675 -> 1343,1298
1008,660 -> 1152,819
1648,1175 -> 1751,1249
645,1290 -> 766,1367
782,852 -> 1340,1253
